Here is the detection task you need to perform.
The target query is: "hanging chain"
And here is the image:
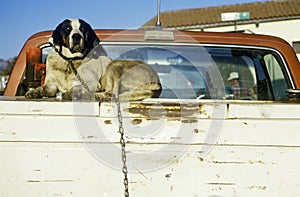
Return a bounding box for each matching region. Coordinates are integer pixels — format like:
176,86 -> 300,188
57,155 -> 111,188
62,54 -> 129,196
67,60 -> 91,93
113,96 -> 130,197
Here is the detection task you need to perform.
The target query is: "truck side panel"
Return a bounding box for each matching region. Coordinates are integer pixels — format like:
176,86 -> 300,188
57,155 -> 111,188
1,100 -> 300,196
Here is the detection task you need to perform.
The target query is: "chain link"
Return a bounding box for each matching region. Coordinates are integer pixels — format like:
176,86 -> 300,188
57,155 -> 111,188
113,96 -> 130,197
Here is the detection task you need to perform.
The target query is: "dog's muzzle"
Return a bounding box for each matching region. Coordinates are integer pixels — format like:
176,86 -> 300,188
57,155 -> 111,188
70,33 -> 84,53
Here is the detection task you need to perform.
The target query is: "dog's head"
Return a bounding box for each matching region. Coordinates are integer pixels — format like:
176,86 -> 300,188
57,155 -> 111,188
50,18 -> 99,59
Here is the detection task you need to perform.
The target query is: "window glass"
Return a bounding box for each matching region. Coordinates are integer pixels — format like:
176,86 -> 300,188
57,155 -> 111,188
42,47 -> 54,64
102,44 -> 291,101
264,54 -> 289,100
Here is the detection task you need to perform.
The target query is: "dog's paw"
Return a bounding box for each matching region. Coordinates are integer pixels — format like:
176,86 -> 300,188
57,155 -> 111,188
72,85 -> 90,100
25,87 -> 44,99
71,85 -> 84,99
95,92 -> 113,101
65,86 -> 94,101
24,90 -> 35,99
62,92 -> 72,100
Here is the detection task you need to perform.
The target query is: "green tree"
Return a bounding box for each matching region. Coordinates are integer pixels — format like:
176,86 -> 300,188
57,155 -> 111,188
3,57 -> 17,75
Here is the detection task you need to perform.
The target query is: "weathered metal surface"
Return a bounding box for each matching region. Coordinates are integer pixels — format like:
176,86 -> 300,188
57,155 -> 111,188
1,99 -> 300,196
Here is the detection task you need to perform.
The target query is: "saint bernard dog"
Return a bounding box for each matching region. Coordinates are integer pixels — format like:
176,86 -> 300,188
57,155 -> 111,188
25,18 -> 162,101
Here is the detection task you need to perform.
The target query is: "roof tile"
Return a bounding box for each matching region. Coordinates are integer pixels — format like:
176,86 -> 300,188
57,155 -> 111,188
143,0 -> 300,28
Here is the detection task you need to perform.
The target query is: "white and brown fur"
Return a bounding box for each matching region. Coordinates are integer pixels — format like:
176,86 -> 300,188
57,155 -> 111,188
25,18 -> 161,101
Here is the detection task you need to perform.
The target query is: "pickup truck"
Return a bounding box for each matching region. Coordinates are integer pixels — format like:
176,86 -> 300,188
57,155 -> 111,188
1,29 -> 300,197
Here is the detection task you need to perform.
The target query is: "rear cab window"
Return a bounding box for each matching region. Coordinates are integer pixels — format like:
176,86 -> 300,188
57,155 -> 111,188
12,41 -> 293,102
98,43 -> 292,101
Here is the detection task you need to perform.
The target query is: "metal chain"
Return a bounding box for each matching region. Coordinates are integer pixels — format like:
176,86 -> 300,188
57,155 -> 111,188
113,96 -> 130,197
65,56 -> 129,195
67,60 -> 91,93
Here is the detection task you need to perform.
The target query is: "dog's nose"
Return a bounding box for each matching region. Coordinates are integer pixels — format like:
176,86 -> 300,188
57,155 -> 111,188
72,33 -> 82,41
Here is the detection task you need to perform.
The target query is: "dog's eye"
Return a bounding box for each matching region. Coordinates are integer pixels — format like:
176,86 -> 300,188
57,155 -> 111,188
80,27 -> 86,32
64,26 -> 71,32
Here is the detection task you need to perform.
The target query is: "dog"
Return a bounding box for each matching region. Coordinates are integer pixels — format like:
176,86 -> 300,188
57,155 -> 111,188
25,18 -> 161,101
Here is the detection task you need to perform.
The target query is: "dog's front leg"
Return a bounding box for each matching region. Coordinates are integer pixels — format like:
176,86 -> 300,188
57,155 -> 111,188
43,83 -> 59,97
25,83 -> 58,99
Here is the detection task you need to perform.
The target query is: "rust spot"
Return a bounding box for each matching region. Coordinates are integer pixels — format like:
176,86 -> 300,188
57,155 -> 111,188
126,103 -> 206,120
31,109 -> 43,113
226,103 -> 230,113
27,179 -> 74,183
170,137 -> 181,140
0,131 -> 16,135
87,136 -> 96,138
165,173 -> 172,178
132,118 -> 142,125
27,180 -> 41,183
181,119 -> 198,123
248,160 -> 264,164
104,120 -> 112,124
207,182 -> 235,186
194,129 -> 206,133
212,160 -> 244,164
248,185 -> 267,190
211,160 -> 264,164
198,157 -> 204,162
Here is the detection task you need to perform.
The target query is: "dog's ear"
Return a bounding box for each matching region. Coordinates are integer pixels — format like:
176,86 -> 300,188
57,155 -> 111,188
80,19 -> 100,51
50,19 -> 70,48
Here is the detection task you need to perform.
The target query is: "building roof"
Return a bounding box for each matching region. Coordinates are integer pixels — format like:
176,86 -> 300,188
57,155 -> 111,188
143,0 -> 300,29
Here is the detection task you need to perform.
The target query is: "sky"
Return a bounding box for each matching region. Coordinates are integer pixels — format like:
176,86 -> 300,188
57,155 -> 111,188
0,0 -> 264,60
